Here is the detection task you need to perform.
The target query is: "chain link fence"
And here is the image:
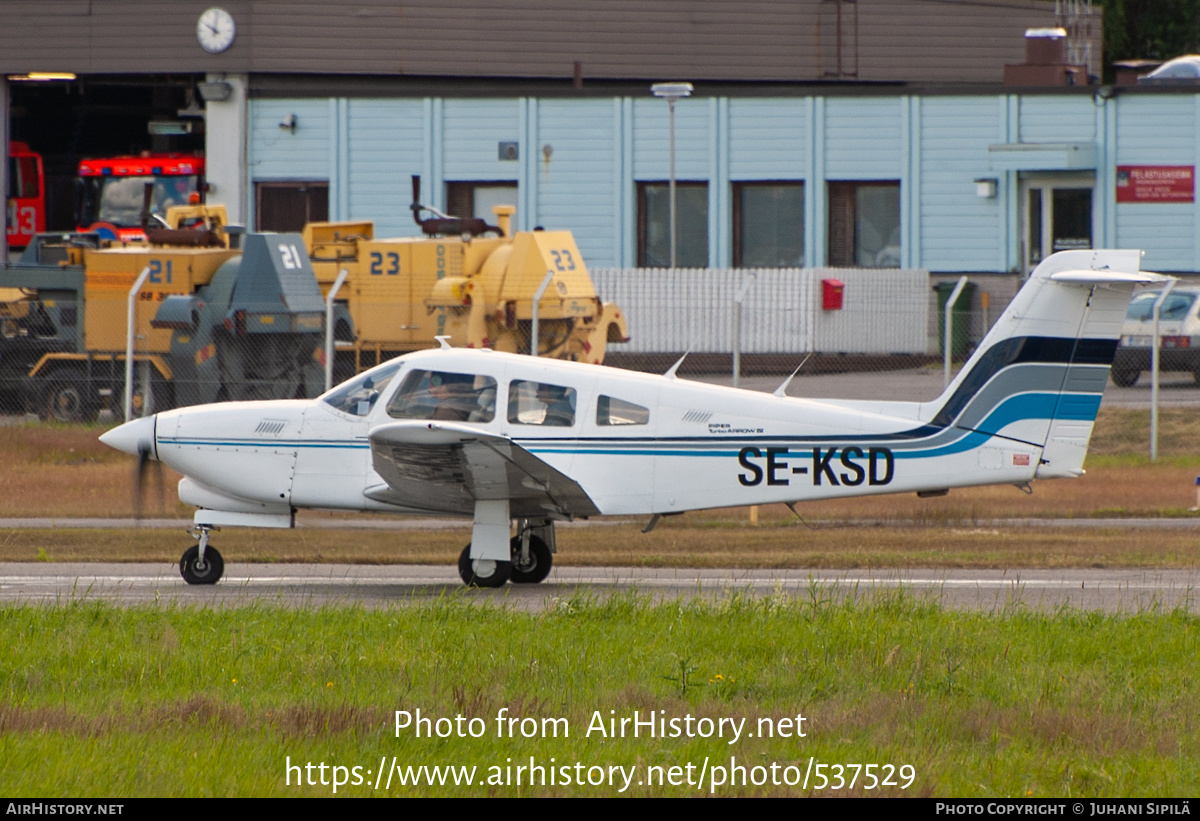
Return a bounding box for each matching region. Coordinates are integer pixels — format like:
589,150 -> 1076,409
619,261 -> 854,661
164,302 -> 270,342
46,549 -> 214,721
0,294 -> 330,423
3,266 -> 1197,461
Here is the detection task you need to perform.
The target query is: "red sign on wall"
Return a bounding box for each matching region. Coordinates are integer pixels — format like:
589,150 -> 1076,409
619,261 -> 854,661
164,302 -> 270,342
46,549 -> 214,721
1116,165 -> 1194,203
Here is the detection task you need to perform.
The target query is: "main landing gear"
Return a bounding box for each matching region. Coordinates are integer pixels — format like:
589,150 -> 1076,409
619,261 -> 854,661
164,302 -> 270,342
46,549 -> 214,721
458,519 -> 556,588
180,525 -> 224,585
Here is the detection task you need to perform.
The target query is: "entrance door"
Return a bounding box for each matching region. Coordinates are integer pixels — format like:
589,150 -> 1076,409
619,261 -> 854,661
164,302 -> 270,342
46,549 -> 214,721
1020,173 -> 1095,272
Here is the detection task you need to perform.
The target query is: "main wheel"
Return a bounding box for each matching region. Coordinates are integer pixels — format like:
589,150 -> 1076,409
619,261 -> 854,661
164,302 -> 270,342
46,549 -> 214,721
457,544 -> 511,588
510,534 -> 552,584
1110,368 -> 1139,387
180,544 -> 224,585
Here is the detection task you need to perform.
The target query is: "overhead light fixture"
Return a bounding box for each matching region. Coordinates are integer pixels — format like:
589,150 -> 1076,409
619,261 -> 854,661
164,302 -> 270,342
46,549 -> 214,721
650,81 -> 693,101
974,177 -> 998,199
6,72 -> 76,82
149,120 -> 193,136
198,81 -> 233,102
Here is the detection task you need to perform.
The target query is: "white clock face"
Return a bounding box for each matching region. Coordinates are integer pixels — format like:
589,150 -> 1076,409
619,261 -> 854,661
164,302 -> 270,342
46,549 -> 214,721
197,7 -> 236,54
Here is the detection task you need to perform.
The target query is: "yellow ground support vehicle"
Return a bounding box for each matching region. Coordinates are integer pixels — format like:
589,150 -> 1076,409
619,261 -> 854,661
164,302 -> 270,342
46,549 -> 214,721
304,178 -> 628,374
0,205 -> 326,420
0,188 -> 628,421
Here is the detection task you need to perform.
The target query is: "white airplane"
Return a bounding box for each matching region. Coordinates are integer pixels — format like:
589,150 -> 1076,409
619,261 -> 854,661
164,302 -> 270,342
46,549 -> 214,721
100,249 -> 1163,588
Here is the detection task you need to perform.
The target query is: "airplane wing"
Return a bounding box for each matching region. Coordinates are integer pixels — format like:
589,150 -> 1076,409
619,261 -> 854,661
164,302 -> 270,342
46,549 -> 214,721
365,420 -> 600,519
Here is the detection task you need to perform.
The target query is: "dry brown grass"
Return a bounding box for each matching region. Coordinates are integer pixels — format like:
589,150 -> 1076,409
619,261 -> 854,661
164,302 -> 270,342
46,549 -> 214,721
0,698 -> 388,738
0,423 -> 188,519
3,519 -> 1197,568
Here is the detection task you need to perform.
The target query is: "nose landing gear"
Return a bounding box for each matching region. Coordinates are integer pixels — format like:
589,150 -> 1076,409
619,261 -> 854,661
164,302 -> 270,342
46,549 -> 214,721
181,525 -> 224,585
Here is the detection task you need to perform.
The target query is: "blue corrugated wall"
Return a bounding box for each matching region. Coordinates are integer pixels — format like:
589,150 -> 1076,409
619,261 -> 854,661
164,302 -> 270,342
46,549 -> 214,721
248,91 -> 1200,273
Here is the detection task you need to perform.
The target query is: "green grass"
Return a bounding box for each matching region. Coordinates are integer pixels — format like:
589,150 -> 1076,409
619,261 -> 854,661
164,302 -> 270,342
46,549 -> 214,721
2,594 -> 1197,797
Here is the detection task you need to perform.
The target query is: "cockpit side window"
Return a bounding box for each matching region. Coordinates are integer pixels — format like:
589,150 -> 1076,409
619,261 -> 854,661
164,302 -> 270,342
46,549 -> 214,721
320,361 -> 403,417
507,380 -> 576,426
387,370 -> 497,422
596,395 -> 650,426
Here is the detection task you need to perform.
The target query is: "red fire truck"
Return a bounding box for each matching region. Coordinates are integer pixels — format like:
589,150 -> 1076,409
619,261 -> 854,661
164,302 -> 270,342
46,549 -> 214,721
7,141 -> 45,250
76,153 -> 205,241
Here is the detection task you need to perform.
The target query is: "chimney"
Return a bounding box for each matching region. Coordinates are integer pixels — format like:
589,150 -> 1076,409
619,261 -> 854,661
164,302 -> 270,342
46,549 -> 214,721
1004,27 -> 1088,87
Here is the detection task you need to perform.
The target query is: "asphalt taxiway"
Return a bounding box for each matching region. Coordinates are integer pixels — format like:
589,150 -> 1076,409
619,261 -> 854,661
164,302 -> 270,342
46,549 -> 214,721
1,563 -> 1196,613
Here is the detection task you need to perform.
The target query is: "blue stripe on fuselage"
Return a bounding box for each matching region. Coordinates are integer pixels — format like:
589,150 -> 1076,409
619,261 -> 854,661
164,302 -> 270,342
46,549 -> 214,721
157,390 -> 1100,460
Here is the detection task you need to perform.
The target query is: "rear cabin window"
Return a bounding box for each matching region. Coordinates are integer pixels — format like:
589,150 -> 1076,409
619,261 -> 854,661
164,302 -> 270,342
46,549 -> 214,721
387,370 -> 497,422
508,380 -> 576,426
596,396 -> 650,426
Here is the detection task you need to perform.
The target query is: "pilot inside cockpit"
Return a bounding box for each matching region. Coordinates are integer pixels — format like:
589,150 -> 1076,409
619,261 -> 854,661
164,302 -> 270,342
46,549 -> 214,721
387,370 -> 497,423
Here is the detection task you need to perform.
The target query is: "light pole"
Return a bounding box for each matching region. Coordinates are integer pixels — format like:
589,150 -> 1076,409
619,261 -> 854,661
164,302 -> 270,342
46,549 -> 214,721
650,82 -> 692,268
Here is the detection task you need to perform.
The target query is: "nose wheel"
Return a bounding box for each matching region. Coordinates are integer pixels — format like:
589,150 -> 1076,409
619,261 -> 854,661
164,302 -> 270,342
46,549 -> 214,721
181,526 -> 224,585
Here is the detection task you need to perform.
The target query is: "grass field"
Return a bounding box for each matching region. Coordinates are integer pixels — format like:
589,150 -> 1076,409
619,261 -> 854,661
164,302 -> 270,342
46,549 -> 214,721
1,594 -> 1197,797
3,520 -> 1200,570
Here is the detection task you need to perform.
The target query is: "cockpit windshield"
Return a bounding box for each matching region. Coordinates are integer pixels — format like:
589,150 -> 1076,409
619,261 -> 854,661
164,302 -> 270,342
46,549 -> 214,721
320,360 -> 403,416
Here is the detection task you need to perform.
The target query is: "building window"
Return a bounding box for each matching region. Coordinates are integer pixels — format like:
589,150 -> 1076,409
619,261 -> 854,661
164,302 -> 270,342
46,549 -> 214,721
637,181 -> 708,267
733,182 -> 805,267
255,182 -> 329,232
445,182 -> 517,223
827,181 -> 900,268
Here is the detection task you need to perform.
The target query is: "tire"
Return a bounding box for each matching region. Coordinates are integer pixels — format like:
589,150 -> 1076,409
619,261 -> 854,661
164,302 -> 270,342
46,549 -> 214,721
1110,368 -> 1139,388
180,544 -> 224,585
42,371 -> 95,423
510,534 -> 552,584
457,544 -> 511,588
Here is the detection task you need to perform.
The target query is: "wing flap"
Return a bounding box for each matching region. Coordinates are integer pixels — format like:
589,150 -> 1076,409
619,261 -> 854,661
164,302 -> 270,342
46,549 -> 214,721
366,421 -> 599,518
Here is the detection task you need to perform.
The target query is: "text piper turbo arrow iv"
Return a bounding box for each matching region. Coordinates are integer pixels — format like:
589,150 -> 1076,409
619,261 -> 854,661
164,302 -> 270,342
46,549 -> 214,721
100,249 -> 1165,587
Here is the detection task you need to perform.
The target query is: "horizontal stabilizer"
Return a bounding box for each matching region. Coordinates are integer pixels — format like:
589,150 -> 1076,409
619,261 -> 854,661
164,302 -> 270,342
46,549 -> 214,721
1048,269 -> 1171,285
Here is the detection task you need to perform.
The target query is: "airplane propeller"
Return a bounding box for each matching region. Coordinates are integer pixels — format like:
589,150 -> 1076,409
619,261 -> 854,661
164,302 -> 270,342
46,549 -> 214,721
100,414 -> 165,519
132,440 -> 166,519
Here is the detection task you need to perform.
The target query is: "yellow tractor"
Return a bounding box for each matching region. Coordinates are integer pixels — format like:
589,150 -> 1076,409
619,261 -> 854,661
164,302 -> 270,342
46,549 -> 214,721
0,204 -> 326,419
304,177 -> 628,374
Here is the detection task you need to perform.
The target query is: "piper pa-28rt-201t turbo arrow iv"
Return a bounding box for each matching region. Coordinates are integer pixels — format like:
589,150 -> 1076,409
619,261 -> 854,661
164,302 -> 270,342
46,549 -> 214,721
100,249 -> 1165,587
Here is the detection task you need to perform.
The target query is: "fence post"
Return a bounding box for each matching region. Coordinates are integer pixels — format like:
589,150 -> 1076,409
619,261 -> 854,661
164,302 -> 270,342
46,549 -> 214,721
531,269 -> 555,356
1149,279 -> 1176,461
125,265 -> 152,422
324,267 -> 350,392
732,273 -> 756,388
943,275 -> 968,389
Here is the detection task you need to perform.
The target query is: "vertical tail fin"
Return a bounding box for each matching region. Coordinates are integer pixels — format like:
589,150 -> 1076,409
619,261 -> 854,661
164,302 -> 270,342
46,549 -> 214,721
926,250 -> 1169,478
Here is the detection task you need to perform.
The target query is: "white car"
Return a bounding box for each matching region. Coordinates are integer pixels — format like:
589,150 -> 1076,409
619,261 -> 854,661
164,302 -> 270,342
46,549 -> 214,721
1110,286 -> 1200,386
